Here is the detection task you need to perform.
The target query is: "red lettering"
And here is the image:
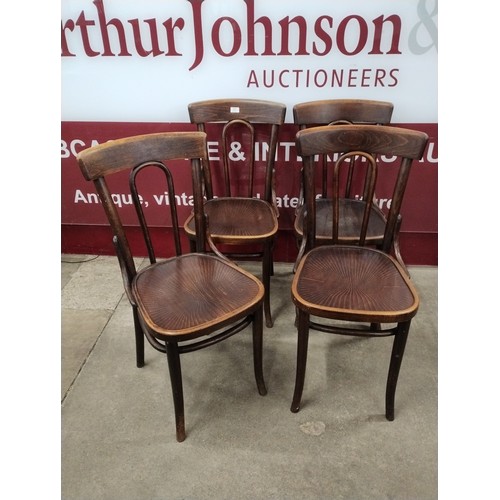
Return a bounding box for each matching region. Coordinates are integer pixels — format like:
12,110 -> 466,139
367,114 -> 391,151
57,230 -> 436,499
369,15 -> 402,55
361,68 -> 371,87
128,19 -> 164,57
374,68 -> 386,86
337,15 -> 368,55
312,16 -> 333,56
388,69 -> 399,87
348,69 -> 358,87
94,0 -> 132,56
162,18 -> 185,56
211,17 -> 242,57
278,16 -> 309,56
244,0 -> 275,56
61,20 -> 76,57
188,0 -> 204,70
278,70 -> 289,88
75,11 -> 99,57
61,1 -> 403,68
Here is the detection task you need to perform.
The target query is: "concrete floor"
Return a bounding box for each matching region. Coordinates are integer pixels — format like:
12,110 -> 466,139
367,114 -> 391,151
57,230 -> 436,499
62,254 -> 437,499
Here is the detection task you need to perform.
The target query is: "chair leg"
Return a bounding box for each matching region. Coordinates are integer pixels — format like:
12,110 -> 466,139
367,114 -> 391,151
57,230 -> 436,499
165,342 -> 186,442
252,306 -> 267,396
132,307 -> 145,368
263,240 -> 274,328
393,214 -> 410,278
290,309 -> 310,413
270,237 -> 275,276
385,320 -> 411,421
293,236 -> 306,273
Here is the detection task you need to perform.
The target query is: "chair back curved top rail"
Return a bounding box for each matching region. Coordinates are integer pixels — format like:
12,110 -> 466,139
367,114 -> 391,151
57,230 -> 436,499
77,131 -> 267,442
293,98 -> 394,128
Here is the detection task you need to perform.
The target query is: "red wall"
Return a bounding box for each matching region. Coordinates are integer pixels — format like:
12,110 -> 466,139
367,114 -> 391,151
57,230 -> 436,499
61,121 -> 437,265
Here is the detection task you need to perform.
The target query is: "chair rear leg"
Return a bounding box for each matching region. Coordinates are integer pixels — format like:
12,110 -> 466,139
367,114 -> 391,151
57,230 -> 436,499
293,236 -> 306,273
393,214 -> 410,278
252,305 -> 267,396
270,237 -> 275,276
385,320 -> 411,421
263,240 -> 274,328
188,238 -> 196,253
165,342 -> 186,442
132,307 -> 145,368
290,309 -> 310,413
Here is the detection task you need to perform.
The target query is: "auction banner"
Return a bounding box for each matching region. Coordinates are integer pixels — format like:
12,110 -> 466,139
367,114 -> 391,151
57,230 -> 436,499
61,0 -> 438,263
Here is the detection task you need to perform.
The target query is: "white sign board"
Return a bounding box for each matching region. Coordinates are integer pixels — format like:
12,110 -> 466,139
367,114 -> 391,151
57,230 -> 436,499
61,0 -> 438,123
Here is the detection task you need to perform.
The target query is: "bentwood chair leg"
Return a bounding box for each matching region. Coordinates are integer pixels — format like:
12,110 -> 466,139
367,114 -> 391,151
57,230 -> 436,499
270,237 -> 275,277
165,342 -> 186,442
293,236 -> 307,273
290,309 -> 310,413
393,214 -> 410,278
385,320 -> 411,421
263,241 -> 274,328
132,307 -> 145,368
252,306 -> 267,396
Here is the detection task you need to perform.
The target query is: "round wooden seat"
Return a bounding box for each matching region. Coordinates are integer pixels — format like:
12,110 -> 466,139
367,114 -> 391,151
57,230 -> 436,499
293,246 -> 418,323
185,197 -> 278,242
134,253 -> 264,338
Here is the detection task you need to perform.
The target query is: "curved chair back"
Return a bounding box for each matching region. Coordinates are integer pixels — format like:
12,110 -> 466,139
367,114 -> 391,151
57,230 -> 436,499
296,124 -> 428,254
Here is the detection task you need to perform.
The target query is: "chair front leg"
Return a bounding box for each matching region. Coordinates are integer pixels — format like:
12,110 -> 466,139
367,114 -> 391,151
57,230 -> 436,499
165,342 -> 186,442
252,305 -> 267,396
385,320 -> 411,421
132,306 -> 145,368
290,308 -> 310,413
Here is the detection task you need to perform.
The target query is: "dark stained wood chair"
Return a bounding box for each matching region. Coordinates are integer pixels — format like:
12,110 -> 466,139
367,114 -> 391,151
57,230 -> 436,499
77,132 -> 267,442
290,124 -> 428,420
293,99 -> 395,271
184,99 -> 286,328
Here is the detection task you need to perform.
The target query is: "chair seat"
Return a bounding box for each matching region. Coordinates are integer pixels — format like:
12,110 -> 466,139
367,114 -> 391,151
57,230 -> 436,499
133,253 -> 264,338
294,198 -> 386,243
292,246 -> 419,323
185,197 -> 278,242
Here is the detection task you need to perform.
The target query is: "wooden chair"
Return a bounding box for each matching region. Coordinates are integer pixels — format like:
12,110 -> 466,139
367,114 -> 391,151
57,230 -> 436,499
293,99 -> 394,271
77,132 -> 267,442
290,124 -> 428,420
184,99 -> 286,328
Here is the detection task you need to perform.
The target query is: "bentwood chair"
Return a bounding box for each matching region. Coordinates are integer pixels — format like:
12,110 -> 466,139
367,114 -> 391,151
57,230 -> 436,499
77,132 -> 267,442
184,99 -> 286,328
292,99 -> 394,271
291,124 -> 428,420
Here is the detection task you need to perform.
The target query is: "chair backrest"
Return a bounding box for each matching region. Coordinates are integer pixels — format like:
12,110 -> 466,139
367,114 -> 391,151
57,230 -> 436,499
77,132 -> 208,300
294,99 -> 394,199
293,99 -> 394,128
295,124 -> 428,252
188,99 -> 286,204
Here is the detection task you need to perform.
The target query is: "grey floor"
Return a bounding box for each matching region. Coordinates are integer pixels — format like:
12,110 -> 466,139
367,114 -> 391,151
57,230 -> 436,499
62,254 -> 437,500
